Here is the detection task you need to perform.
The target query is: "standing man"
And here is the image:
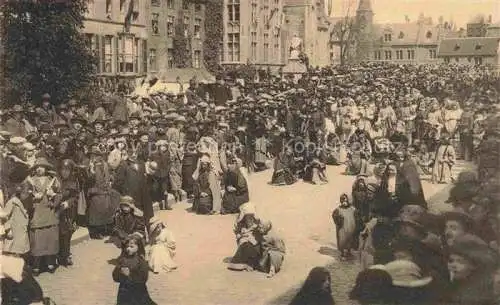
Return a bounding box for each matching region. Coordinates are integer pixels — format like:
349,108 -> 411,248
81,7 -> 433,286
212,75 -> 232,106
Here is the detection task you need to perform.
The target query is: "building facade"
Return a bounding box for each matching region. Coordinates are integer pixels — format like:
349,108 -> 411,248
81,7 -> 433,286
147,0 -> 207,83
221,0 -> 285,69
437,37 -> 500,74
83,0 -> 149,90
282,0 -> 331,67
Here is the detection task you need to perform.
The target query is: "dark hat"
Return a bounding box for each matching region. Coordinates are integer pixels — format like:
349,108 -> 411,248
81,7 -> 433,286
129,112 -> 141,120
32,157 -> 54,171
449,234 -> 498,268
442,209 -> 475,232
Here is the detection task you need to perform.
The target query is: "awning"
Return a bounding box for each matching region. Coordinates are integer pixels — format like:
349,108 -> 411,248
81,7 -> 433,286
154,68 -> 215,84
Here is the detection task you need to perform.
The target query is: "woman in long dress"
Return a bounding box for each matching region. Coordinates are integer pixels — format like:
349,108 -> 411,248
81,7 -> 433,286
432,135 -> 456,184
24,157 -> 61,275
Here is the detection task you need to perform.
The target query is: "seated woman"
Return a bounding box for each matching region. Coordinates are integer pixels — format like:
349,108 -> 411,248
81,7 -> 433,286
257,220 -> 286,278
222,157 -> 249,214
228,203 -> 262,272
303,147 -> 328,184
346,131 -> 372,176
271,145 -> 297,186
324,133 -> 341,165
192,154 -> 217,215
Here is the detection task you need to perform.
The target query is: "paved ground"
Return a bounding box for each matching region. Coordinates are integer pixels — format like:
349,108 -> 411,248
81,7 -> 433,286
37,161 -> 472,305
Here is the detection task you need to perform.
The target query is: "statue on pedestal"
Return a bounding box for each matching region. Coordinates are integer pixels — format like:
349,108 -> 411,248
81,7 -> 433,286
289,34 -> 302,60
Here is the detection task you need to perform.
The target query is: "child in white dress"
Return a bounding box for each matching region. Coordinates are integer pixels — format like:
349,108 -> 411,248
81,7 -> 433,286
147,217 -> 177,274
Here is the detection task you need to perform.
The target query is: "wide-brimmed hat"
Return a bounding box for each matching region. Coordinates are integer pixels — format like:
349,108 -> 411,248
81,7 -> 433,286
32,157 -> 54,171
120,196 -> 135,207
370,260 -> 433,288
237,202 -> 257,222
9,136 -> 26,145
442,209 -> 475,233
449,234 -> 498,269
148,216 -> 164,233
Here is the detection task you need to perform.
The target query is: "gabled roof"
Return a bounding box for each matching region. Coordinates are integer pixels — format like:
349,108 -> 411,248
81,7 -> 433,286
437,37 -> 500,57
372,23 -> 451,45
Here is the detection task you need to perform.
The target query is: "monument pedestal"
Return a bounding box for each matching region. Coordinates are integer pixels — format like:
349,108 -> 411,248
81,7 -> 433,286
282,58 -> 307,83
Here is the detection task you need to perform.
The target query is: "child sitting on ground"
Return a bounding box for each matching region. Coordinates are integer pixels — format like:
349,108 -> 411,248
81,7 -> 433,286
147,217 -> 177,274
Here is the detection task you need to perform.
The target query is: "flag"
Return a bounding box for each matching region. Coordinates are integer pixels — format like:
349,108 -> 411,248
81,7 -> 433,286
124,0 -> 135,32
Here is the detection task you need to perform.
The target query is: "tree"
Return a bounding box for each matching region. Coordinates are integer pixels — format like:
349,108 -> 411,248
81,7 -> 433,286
203,0 -> 223,74
172,10 -> 191,68
1,0 -> 96,105
331,16 -> 356,66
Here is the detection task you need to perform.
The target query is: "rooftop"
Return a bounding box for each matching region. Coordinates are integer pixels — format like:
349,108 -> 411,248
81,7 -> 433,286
437,37 -> 500,57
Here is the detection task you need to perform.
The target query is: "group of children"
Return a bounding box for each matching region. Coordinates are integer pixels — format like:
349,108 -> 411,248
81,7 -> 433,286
111,195 -> 177,305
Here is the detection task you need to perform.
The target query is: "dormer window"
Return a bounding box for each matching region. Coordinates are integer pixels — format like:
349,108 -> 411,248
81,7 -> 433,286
384,33 -> 392,42
426,31 -> 432,39
398,31 -> 404,39
454,44 -> 460,51
475,44 -> 483,50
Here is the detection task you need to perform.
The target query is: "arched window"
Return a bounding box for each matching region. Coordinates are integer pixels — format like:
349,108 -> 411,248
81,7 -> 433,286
426,31 -> 432,39
398,31 -> 404,39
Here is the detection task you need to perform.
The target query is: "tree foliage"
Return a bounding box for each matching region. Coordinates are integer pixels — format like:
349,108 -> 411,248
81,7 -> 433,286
203,0 -> 223,74
331,16 -> 357,66
172,9 -> 192,68
1,0 -> 96,105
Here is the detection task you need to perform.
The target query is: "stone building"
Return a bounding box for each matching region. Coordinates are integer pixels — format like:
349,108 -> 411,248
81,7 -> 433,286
147,0 -> 210,84
350,0 -> 453,65
83,0 -> 149,90
221,0 -> 286,70
437,37 -> 500,74
282,0 -> 331,67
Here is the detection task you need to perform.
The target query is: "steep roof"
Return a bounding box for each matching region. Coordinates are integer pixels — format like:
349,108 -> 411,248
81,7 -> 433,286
372,23 -> 451,45
437,37 -> 500,57
357,0 -> 372,12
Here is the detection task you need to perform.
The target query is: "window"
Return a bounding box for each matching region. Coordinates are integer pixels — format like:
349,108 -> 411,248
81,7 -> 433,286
407,49 -> 415,60
86,34 -> 100,73
167,48 -> 174,68
134,38 -> 139,72
167,0 -> 174,9
194,18 -> 201,39
274,33 -> 279,57
193,50 -> 201,68
264,33 -> 269,62
444,57 -> 450,64
183,0 -> 189,10
384,33 -> 392,42
384,50 -> 392,60
374,51 -> 381,60
398,31 -> 404,39
142,40 -> 148,73
183,16 -> 190,37
251,3 -> 258,23
228,0 -> 240,22
119,35 -> 135,73
149,49 -> 157,71
106,0 -> 112,14
429,49 -> 436,59
152,13 -> 159,35
426,31 -> 432,39
251,32 -> 257,60
104,36 -> 112,73
167,16 -> 175,36
195,4 -> 202,12
474,57 -> 482,65
227,33 -> 240,62
396,50 -> 403,60
152,0 -> 160,6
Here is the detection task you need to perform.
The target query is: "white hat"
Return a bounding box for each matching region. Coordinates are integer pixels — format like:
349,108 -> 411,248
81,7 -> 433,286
237,202 -> 257,222
370,260 -> 433,288
9,137 -> 26,145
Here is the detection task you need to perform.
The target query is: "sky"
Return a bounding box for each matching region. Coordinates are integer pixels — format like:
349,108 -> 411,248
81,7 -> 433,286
330,0 -> 500,27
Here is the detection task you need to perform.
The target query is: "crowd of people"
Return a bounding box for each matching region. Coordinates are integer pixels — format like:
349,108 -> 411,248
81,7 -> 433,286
0,62 -> 499,304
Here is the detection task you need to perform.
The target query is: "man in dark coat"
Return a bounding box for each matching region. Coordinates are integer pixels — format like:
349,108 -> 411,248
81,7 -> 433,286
212,75 -> 232,106
394,150 -> 427,209
113,153 -> 154,224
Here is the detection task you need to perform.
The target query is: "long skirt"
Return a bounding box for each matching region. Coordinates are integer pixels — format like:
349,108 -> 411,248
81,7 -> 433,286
29,225 -> 59,256
182,154 -> 198,195
148,244 -> 177,273
229,242 -> 261,269
117,283 -> 156,305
